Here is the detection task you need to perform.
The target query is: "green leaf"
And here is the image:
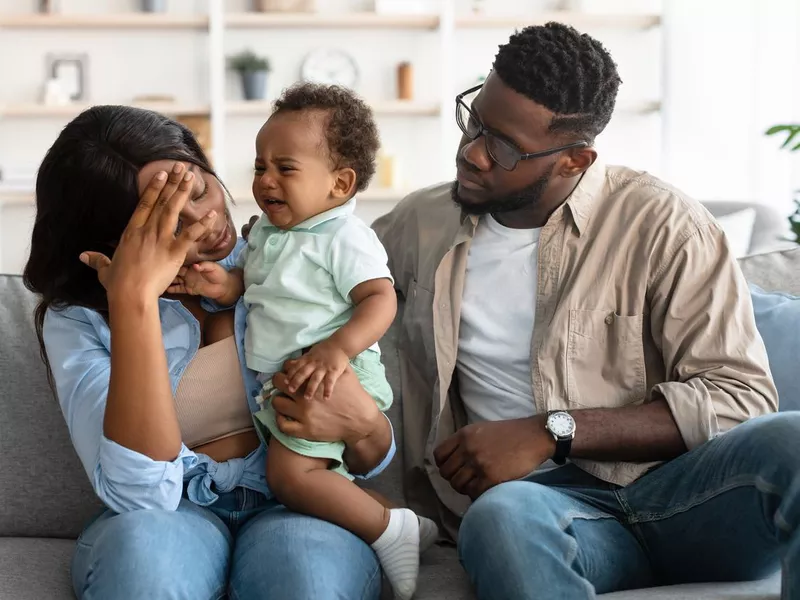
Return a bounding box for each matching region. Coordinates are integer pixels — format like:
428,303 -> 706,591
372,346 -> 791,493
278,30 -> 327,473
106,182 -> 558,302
781,128 -> 800,149
766,124 -> 792,135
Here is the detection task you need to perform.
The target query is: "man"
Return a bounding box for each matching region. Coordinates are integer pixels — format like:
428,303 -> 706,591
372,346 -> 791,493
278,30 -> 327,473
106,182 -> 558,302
372,22 -> 800,599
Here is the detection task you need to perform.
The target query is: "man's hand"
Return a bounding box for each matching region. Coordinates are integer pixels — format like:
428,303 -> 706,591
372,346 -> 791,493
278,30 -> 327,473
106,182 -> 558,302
284,340 -> 350,400
434,417 -> 556,500
241,215 -> 259,240
270,367 -> 383,446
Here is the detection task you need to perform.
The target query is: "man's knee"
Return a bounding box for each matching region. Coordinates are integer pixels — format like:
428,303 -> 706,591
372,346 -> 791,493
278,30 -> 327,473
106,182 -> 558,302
734,412 -> 800,463
459,481 -> 553,559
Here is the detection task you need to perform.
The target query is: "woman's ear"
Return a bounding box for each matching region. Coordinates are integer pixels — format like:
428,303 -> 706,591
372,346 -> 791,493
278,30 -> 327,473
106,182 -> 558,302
331,168 -> 357,200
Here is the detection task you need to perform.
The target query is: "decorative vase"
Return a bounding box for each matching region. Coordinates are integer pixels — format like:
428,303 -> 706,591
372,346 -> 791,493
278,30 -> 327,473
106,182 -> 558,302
241,70 -> 268,101
141,0 -> 167,13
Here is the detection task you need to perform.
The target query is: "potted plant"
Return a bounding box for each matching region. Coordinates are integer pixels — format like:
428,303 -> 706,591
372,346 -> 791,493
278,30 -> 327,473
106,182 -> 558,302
140,0 -> 167,12
765,124 -> 800,244
229,50 -> 271,102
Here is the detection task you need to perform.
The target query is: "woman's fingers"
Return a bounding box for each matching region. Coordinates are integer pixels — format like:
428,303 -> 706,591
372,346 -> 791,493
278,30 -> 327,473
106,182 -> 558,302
128,171 -> 167,229
177,210 -> 217,250
79,251 -> 112,272
158,169 -> 194,238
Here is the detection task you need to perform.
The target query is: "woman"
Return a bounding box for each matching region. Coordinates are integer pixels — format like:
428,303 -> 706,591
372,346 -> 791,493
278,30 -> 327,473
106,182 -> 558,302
23,105 -> 395,599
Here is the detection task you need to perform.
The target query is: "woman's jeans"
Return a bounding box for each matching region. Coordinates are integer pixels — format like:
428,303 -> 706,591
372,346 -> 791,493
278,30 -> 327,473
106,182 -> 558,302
458,413 -> 800,599
72,487 -> 381,600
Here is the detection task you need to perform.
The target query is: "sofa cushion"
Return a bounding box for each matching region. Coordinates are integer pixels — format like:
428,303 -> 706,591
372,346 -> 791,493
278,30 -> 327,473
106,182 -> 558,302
0,275 -> 102,538
599,572 -> 780,599
738,247 -> 800,296
0,538 -> 75,600
750,285 -> 800,411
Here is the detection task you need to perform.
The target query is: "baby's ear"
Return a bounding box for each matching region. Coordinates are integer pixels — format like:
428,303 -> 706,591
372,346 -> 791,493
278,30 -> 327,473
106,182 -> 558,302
331,167 -> 357,200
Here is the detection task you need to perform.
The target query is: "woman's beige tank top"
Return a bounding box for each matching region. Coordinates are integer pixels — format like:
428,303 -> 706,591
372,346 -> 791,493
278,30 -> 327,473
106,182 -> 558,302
174,336 -> 254,449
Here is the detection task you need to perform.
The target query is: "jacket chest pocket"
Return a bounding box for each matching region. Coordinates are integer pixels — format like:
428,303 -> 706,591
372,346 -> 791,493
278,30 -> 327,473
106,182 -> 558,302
566,309 -> 646,408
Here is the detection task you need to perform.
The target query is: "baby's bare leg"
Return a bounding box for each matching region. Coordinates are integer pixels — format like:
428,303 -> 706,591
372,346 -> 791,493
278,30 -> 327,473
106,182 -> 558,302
266,437 -> 421,599
266,437 -> 389,542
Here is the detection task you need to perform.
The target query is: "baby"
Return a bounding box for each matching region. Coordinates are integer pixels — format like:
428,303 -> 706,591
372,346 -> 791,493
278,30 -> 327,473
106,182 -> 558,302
183,83 -> 436,599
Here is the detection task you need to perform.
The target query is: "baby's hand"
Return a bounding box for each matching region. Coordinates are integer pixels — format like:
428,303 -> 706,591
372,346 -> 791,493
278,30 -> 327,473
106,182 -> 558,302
167,261 -> 230,300
285,341 -> 350,400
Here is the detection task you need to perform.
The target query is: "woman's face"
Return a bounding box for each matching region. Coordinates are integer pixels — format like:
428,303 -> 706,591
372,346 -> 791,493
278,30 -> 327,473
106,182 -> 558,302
137,160 -> 237,265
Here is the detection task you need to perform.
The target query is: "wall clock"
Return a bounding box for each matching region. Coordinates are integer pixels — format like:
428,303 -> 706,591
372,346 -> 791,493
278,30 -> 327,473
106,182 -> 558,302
301,48 -> 359,89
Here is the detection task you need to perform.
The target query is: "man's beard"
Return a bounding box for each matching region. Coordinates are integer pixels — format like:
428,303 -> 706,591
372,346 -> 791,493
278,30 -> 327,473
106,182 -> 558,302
451,165 -> 554,216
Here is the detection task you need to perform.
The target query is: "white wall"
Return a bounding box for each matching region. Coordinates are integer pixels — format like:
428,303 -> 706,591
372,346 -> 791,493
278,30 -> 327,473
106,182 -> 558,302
1,0 -> 799,274
663,0 -> 800,217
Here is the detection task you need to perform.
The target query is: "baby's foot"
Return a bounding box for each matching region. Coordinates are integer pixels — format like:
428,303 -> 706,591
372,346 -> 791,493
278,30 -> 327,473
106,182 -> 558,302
371,508 -> 420,600
418,516 -> 439,553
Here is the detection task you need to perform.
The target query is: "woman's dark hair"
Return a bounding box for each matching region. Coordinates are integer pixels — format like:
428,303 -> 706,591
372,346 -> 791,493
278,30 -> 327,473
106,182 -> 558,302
22,105 -> 218,386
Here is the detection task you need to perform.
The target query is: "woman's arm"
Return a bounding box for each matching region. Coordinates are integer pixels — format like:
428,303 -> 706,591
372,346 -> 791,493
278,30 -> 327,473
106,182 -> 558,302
82,165 -> 214,460
104,292 -> 182,460
44,307 -> 195,512
59,163 -> 218,510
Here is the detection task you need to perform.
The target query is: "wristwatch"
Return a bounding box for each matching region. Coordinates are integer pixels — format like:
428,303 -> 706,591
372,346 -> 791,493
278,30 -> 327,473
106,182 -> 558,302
545,411 -> 576,465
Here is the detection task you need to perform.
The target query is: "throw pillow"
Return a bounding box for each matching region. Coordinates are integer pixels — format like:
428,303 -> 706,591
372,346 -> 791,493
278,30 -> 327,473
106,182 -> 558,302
717,208 -> 757,258
750,284 -> 800,411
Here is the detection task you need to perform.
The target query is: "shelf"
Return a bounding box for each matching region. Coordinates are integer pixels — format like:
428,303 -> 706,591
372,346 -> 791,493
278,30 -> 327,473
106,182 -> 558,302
227,100 -> 440,117
225,12 -> 439,29
456,12 -> 661,30
0,190 -> 34,206
0,13 -> 208,29
0,103 -> 210,118
617,100 -> 662,114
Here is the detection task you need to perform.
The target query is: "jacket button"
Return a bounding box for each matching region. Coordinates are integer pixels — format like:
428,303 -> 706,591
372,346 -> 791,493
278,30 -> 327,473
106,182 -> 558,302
605,314 -> 614,325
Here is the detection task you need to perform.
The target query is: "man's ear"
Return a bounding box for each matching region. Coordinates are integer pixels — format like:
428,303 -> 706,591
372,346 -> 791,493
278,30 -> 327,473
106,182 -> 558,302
331,168 -> 357,200
559,146 -> 597,178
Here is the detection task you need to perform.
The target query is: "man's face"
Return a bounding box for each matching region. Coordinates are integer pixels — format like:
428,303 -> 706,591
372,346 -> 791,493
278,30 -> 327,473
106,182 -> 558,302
452,73 -> 565,216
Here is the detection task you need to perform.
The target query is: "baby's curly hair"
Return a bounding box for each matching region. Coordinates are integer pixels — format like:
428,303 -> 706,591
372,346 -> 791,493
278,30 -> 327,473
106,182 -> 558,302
273,83 -> 380,193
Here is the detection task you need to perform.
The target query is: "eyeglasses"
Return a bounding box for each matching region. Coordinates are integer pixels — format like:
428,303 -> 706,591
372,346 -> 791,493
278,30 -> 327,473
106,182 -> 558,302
455,84 -> 589,171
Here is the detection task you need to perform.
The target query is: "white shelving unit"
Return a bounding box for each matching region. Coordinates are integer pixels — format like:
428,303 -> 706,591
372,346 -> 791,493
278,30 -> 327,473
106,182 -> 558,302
225,12 -> 440,29
0,13 -> 209,28
0,0 -> 664,206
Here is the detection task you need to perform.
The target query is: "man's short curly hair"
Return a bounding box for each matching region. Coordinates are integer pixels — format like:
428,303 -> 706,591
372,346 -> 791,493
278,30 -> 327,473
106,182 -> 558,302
273,83 -> 380,193
493,22 -> 621,142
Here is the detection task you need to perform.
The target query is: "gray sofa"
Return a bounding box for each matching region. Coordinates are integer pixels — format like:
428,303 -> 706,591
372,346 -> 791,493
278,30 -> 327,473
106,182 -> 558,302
0,203 -> 795,600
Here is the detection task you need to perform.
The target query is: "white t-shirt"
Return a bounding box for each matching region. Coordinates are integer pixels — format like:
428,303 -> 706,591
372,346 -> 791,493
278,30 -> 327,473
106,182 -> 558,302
457,215 -> 540,424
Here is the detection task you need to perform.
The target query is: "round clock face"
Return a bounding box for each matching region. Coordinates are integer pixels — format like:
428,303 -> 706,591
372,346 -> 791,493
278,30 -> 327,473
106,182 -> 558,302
547,412 -> 575,437
301,48 -> 359,89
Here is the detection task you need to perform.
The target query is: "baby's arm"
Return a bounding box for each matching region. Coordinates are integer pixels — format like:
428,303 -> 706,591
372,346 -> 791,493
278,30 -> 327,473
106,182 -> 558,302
168,262 -> 245,307
286,277 -> 396,400
328,277 -> 397,359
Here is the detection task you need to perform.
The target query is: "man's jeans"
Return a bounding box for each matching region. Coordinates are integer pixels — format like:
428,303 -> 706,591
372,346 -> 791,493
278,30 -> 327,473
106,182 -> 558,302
459,413 -> 800,599
72,486 -> 381,600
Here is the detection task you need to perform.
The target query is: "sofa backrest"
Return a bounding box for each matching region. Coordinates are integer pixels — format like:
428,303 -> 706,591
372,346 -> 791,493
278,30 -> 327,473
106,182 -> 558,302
0,275 -> 103,538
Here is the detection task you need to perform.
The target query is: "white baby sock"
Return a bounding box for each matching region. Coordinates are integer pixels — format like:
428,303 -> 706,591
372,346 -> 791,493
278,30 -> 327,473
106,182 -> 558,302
418,516 -> 439,553
371,508 -> 420,600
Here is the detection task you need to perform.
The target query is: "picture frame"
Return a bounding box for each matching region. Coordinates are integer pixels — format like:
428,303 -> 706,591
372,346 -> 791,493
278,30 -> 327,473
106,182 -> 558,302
46,53 -> 88,101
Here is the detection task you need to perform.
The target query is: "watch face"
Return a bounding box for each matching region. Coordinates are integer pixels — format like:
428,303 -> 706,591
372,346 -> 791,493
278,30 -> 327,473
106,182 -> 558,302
547,412 -> 575,437
301,48 -> 359,89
